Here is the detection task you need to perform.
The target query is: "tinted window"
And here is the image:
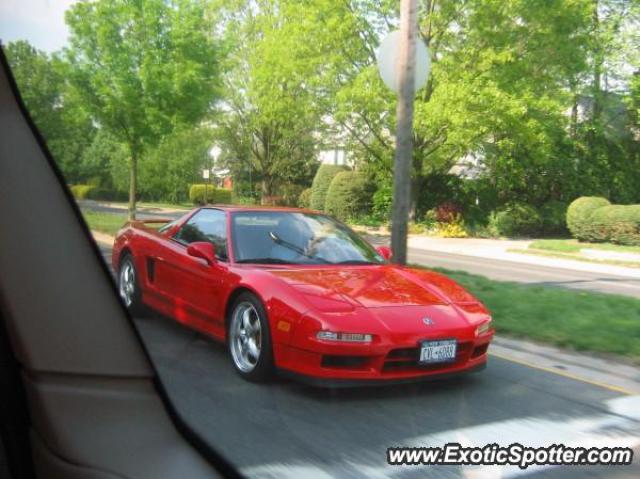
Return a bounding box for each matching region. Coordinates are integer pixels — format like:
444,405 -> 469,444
174,209 -> 228,260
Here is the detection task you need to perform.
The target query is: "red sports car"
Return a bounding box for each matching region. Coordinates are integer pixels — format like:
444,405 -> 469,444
112,206 -> 493,386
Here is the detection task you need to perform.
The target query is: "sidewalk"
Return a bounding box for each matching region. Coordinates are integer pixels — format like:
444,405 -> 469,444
407,236 -> 640,279
79,199 -> 188,215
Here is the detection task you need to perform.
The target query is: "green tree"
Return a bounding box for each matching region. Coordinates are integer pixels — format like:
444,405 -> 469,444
65,0 -> 221,218
5,41 -> 95,184
140,128 -> 213,203
215,0 -> 327,203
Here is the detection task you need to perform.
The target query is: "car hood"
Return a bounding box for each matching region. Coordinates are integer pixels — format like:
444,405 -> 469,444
268,265 -> 480,310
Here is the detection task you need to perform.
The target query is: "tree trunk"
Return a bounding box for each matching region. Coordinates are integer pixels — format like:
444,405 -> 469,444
591,0 -> 603,124
570,93 -> 578,138
391,0 -> 418,265
128,151 -> 137,220
260,177 -> 272,205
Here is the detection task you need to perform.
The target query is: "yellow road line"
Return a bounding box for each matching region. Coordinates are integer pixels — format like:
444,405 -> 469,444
490,351 -> 635,396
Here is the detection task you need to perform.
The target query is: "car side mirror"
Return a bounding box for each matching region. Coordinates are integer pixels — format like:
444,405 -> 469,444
186,242 -> 216,266
376,246 -> 392,261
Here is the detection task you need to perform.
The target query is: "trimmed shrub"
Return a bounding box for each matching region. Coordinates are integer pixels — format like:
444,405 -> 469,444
540,200 -> 569,236
582,205 -> 640,245
70,184 -> 127,202
489,203 -> 543,237
310,164 -> 348,211
566,196 -> 610,241
324,171 -> 374,221
70,184 -> 95,200
298,187 -> 312,208
189,184 -> 232,205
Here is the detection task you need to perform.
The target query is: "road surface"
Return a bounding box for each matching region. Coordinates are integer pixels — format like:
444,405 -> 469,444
97,244 -> 640,478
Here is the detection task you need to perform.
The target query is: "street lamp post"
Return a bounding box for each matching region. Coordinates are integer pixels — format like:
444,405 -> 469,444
202,168 -> 210,204
208,145 -> 222,205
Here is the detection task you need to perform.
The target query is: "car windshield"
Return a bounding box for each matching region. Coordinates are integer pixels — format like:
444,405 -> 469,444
232,211 -> 384,265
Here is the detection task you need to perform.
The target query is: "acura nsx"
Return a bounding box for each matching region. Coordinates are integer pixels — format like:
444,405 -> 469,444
112,206 -> 493,385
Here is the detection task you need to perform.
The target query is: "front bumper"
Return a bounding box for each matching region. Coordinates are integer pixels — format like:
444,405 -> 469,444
277,361 -> 487,388
274,331 -> 493,385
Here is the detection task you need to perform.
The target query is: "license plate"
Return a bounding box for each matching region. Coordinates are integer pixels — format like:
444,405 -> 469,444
419,340 -> 457,364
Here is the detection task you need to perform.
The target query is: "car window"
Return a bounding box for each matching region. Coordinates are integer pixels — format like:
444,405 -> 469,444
174,209 -> 228,260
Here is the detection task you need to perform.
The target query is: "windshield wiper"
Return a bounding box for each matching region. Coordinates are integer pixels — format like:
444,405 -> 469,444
235,258 -> 292,264
268,231 -> 329,264
334,260 -> 379,265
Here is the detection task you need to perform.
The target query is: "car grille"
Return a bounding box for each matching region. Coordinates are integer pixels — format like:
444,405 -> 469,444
382,341 -> 473,373
321,355 -> 369,369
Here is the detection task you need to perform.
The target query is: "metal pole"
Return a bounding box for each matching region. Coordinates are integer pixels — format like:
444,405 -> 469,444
390,0 -> 418,265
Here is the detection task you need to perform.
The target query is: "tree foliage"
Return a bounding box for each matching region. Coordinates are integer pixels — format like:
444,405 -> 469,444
4,0 -> 639,231
64,0 -> 221,217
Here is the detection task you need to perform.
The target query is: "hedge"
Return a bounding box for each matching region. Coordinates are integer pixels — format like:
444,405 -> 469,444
189,184 -> 232,205
566,196 -> 610,241
324,171 -> 374,221
310,164 -> 348,211
69,184 -> 126,201
581,204 -> 640,245
298,187 -> 312,208
489,203 -> 542,237
70,184 -> 95,200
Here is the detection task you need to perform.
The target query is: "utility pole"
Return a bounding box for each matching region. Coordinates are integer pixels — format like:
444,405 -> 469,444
390,0 -> 419,264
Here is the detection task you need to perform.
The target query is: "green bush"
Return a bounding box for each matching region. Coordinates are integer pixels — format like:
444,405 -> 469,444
310,164 -> 348,211
540,200 -> 569,236
70,184 -> 95,200
372,182 -> 393,220
324,171 -> 374,221
189,184 -> 232,205
70,184 -> 126,201
279,183 -> 306,206
298,187 -> 312,208
231,194 -> 258,205
582,205 -> 640,245
566,196 -> 610,241
489,203 -> 543,237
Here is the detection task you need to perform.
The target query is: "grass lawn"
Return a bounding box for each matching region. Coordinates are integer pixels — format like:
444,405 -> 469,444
529,239 -> 640,254
428,267 -> 640,362
82,210 -> 129,236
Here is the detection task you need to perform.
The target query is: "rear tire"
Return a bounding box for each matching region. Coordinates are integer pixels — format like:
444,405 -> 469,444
118,254 -> 145,316
227,292 -> 274,382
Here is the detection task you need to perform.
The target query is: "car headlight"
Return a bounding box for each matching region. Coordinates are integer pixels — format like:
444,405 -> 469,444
316,331 -> 373,343
475,318 -> 492,337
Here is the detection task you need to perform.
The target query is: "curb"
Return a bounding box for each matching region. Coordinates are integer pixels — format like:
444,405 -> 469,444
490,337 -> 640,395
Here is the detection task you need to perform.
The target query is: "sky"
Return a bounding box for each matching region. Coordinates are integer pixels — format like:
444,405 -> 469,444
0,0 -> 77,53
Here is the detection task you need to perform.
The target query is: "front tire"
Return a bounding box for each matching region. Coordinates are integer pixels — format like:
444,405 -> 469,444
228,292 -> 274,382
118,254 -> 145,315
